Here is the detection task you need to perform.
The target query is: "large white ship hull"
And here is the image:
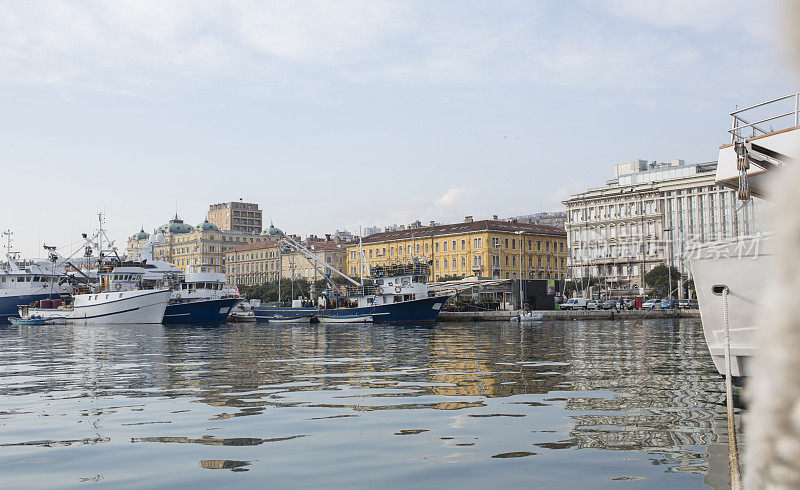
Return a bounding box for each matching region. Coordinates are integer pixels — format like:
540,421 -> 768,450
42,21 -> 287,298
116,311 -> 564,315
689,234 -> 773,378
22,289 -> 172,325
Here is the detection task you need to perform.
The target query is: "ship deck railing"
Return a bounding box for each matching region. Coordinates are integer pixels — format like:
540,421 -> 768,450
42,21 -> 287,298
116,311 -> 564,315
730,91 -> 800,143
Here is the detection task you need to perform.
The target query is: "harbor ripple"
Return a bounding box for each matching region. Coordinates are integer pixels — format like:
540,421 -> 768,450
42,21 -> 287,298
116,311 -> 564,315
0,319 -> 727,488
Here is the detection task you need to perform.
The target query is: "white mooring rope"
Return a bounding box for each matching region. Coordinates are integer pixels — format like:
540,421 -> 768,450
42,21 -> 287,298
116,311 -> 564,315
722,287 -> 742,489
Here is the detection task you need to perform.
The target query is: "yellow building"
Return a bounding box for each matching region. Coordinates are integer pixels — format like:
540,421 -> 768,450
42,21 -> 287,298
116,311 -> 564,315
126,215 -> 278,274
346,217 -> 567,282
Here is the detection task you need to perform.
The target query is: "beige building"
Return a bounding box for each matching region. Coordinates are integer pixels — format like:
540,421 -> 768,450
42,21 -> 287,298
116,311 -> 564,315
225,241 -> 282,285
564,159 -> 759,296
281,242 -> 349,282
346,217 -> 567,282
126,215 -> 280,274
224,226 -> 350,286
207,201 -> 263,234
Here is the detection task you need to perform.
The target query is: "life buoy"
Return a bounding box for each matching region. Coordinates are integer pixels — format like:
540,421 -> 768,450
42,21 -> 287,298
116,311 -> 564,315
395,286 -> 401,293
377,287 -> 383,295
176,293 -> 181,299
115,283 -> 121,291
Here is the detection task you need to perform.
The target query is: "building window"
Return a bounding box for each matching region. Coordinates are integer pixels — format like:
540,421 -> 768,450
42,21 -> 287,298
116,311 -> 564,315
461,239 -> 466,250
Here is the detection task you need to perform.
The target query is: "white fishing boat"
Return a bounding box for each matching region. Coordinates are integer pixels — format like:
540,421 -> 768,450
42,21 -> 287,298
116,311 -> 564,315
689,92 -> 797,379
19,269 -> 172,325
16,216 -> 172,325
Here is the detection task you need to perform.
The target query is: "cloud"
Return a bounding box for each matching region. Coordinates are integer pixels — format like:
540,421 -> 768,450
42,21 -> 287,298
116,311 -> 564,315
435,187 -> 477,208
0,1 -> 786,98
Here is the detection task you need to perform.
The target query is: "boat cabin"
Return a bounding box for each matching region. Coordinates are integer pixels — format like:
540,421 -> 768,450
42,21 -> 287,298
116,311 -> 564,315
101,266 -> 146,292
348,262 -> 432,308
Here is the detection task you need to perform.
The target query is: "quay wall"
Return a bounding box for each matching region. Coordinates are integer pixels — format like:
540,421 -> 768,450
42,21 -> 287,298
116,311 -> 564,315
438,309 -> 701,322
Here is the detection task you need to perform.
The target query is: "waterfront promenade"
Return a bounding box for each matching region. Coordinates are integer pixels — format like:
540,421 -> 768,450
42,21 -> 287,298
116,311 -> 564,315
439,309 -> 700,322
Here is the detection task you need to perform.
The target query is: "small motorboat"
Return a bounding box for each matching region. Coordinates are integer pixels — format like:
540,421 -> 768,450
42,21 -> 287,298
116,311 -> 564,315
511,312 -> 544,322
316,314 -> 373,324
267,315 -> 313,324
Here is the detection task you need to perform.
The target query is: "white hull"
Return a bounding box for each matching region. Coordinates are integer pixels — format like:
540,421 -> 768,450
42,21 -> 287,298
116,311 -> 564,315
689,234 -> 772,378
268,316 -> 312,324
317,315 -> 373,324
23,289 -> 172,325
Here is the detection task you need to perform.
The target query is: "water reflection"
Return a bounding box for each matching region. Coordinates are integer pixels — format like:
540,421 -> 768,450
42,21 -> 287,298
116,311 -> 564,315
0,319 -> 729,488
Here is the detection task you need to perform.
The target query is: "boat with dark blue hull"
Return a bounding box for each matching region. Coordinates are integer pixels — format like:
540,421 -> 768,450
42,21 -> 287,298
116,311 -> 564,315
1,293 -> 55,323
254,261 -> 449,324
163,297 -> 242,324
1,241 -> 70,324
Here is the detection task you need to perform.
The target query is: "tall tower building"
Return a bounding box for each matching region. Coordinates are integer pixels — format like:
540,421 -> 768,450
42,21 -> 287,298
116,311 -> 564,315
207,201 -> 262,234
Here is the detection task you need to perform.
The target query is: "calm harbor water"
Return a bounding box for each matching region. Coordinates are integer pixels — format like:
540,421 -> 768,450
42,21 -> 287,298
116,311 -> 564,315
0,319 -> 733,488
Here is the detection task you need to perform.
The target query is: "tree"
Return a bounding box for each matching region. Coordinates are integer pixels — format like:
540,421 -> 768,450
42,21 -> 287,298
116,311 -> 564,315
644,265 -> 681,297
563,277 -> 603,298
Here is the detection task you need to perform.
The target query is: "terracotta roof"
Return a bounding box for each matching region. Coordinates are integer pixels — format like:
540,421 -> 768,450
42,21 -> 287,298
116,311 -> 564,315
359,219 -> 565,244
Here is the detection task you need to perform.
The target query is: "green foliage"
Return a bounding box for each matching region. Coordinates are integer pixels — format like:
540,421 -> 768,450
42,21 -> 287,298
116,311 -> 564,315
563,277 -> 603,298
644,265 -> 681,297
436,274 -> 464,282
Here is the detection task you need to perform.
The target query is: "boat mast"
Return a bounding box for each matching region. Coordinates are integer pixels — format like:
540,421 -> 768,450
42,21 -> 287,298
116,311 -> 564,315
1,230 -> 18,272
358,233 -> 364,286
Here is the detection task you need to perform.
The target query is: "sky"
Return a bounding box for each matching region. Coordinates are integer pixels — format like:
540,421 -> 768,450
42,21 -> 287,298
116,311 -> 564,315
0,0 -> 796,258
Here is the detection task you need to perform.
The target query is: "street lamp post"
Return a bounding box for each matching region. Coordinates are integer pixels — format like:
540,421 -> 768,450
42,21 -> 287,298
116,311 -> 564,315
664,228 -> 673,300
517,231 -> 524,311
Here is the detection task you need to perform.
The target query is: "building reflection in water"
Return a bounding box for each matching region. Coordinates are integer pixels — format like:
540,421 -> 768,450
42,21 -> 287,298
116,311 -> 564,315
3,318 -> 726,480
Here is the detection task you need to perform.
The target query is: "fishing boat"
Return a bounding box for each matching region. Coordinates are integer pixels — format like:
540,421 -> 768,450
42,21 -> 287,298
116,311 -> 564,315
124,236 -> 243,323
162,270 -> 242,324
19,265 -> 172,324
689,92 -> 797,380
0,232 -> 70,323
252,234 -> 450,324
255,262 -> 449,323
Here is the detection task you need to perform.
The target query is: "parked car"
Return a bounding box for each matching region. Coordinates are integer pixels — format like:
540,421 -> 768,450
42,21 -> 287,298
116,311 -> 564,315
642,298 -> 661,310
657,299 -> 678,309
586,300 -> 601,310
677,299 -> 699,309
600,299 -> 620,310
621,299 -> 634,310
561,298 -> 587,310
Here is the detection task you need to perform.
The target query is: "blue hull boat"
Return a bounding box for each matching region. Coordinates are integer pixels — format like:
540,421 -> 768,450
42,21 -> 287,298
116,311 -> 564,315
255,295 -> 448,324
0,293 -> 54,324
163,297 -> 242,324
